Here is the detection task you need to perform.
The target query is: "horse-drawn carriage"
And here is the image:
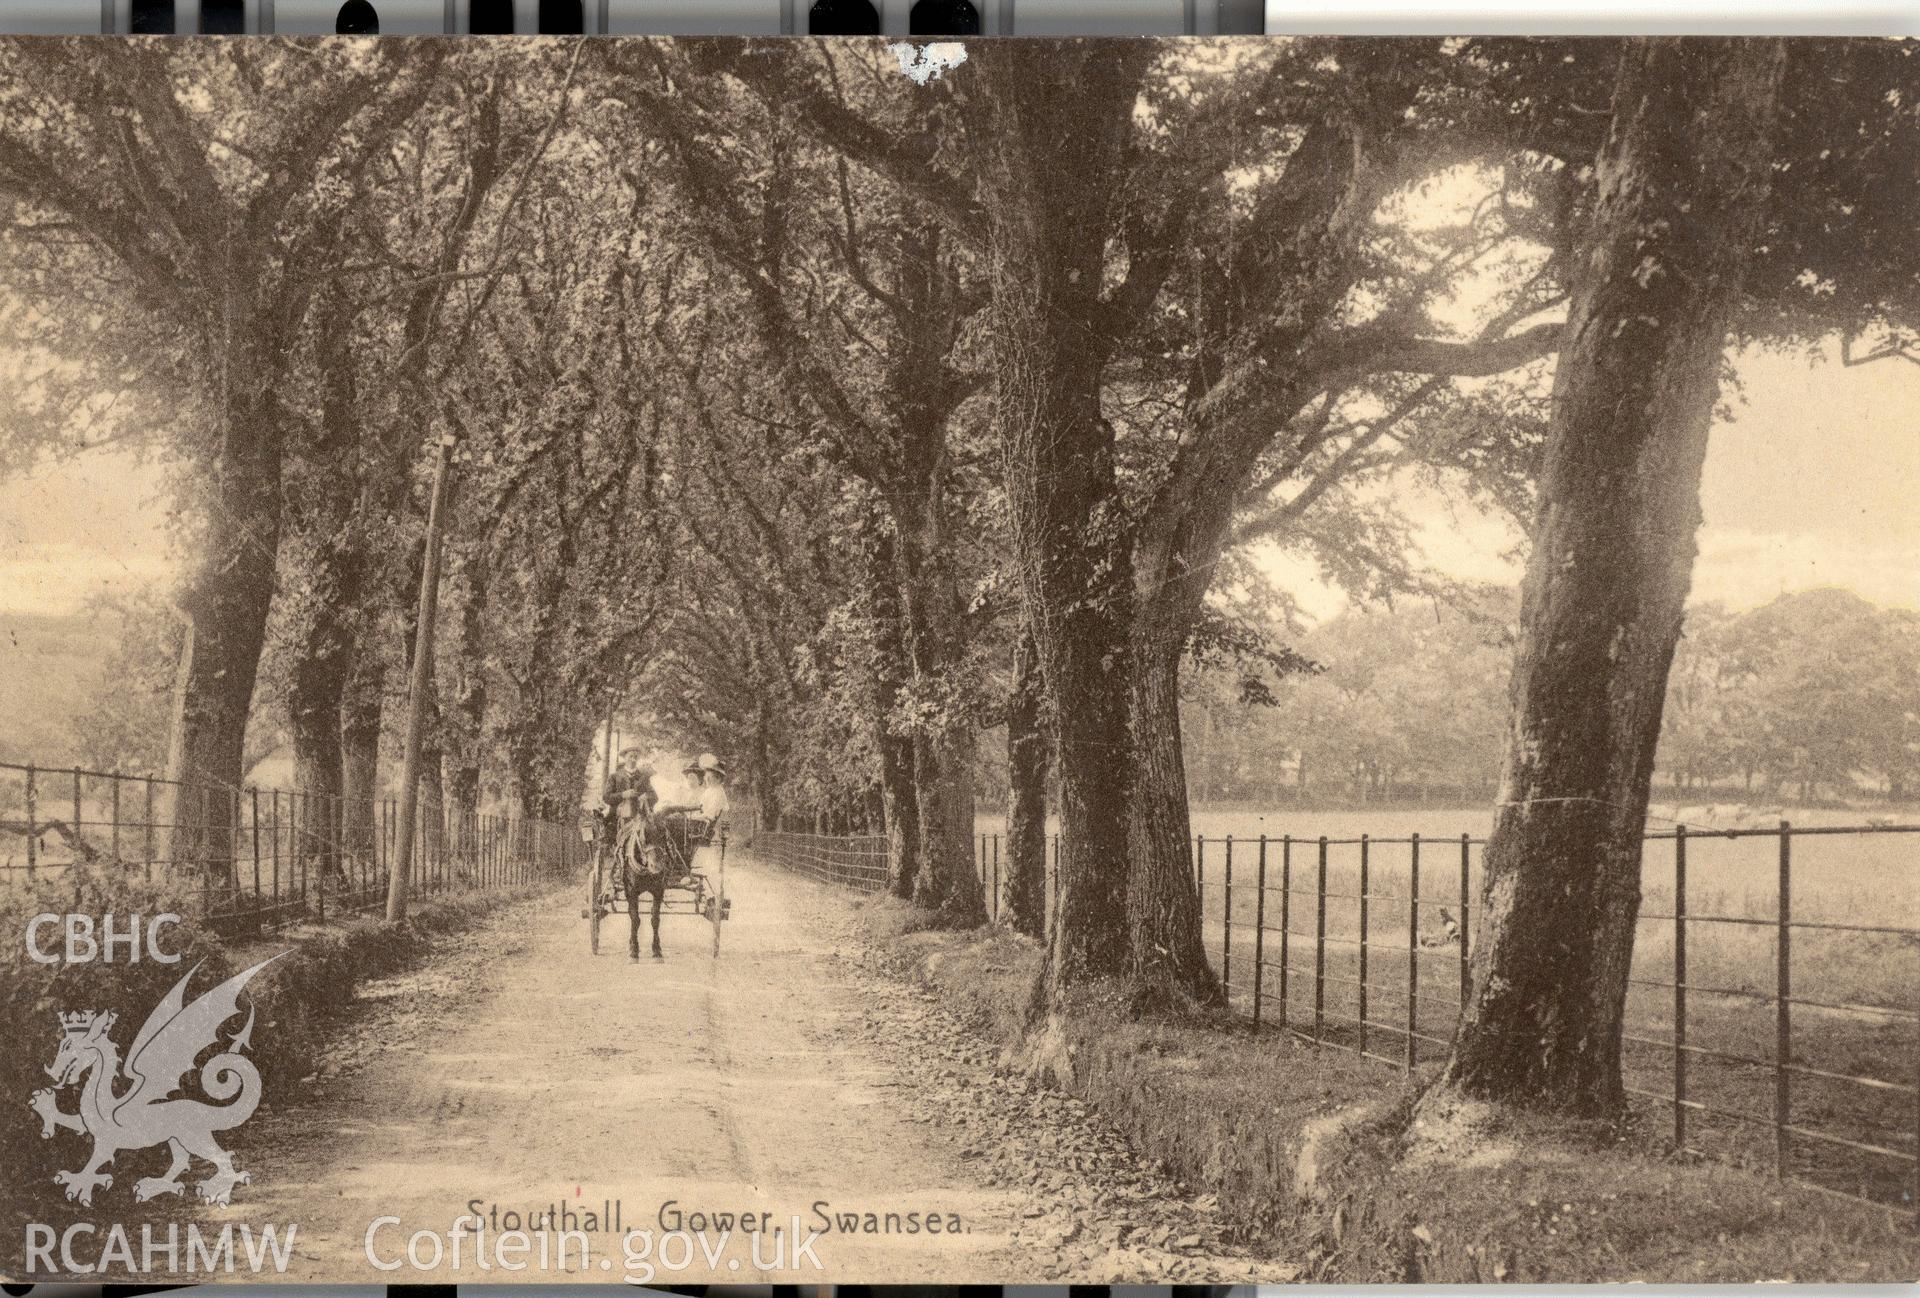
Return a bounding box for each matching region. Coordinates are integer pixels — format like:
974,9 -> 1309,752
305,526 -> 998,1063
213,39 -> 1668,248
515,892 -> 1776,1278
580,811 -> 731,958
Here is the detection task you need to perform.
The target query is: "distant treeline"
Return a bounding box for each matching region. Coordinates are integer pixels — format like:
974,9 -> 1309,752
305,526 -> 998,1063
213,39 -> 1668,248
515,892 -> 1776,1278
985,585 -> 1916,809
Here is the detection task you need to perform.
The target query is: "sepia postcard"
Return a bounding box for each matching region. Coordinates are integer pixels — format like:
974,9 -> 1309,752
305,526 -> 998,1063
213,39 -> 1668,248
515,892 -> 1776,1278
0,31 -> 1915,1286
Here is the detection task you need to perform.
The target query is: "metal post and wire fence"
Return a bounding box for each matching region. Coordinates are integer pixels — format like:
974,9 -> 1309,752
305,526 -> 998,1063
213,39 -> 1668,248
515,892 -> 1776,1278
0,759 -> 586,936
755,830 -> 892,893
813,813 -> 1920,1219
1179,821 -> 1919,1217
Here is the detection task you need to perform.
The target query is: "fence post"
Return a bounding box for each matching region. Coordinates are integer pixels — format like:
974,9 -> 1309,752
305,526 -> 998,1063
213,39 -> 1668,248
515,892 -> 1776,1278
200,785 -> 212,918
228,787 -> 240,897
1775,819 -> 1792,1179
1223,835 -> 1234,997
24,764 -> 36,880
1252,836 -> 1268,1030
1458,832 -> 1472,1013
1278,836 -> 1292,1030
1407,833 -> 1420,1071
143,774 -> 155,882
272,789 -> 282,910
111,775 -> 122,864
315,798 -> 326,924
1196,834 -> 1206,920
1314,836 -> 1328,1043
250,788 -> 262,916
992,835 -> 1000,922
72,767 -> 83,858
1674,824 -> 1689,1151
1358,833 -> 1369,1058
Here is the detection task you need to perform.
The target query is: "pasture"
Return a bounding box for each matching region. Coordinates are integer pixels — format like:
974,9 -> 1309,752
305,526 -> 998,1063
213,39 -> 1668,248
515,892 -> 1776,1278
975,804 -> 1920,1211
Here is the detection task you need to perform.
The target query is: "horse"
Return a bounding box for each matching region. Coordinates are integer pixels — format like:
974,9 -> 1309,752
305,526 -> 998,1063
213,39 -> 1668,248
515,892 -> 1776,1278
612,813 -> 700,961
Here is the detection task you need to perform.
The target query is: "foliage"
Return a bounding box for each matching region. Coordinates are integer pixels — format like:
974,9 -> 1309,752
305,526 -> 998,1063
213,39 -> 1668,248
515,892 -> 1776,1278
1661,589 -> 1920,800
1185,588 -> 1515,802
0,35 -> 1911,922
67,593 -> 185,775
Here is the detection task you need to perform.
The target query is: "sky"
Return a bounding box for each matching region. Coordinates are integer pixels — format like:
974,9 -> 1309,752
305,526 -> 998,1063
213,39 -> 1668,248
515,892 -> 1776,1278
0,446 -> 175,617
1256,339 -> 1920,623
0,338 -> 1914,625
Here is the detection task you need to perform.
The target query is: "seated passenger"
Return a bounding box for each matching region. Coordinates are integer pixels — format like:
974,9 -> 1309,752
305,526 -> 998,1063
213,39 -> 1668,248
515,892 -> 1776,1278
600,747 -> 656,842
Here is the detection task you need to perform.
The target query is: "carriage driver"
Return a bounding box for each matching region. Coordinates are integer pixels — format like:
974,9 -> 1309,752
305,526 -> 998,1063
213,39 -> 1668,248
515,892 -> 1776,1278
600,746 -> 657,837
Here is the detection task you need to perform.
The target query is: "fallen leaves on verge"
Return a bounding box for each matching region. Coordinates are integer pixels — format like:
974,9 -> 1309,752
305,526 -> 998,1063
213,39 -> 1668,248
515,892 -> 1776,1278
830,928 -> 1302,1284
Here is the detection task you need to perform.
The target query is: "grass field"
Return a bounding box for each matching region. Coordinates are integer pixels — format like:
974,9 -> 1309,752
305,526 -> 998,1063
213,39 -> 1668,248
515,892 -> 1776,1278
973,803 -> 1920,1213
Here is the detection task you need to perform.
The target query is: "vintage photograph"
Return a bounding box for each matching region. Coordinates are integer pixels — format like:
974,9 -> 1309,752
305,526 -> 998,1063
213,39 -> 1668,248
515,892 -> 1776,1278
0,33 -> 1915,1285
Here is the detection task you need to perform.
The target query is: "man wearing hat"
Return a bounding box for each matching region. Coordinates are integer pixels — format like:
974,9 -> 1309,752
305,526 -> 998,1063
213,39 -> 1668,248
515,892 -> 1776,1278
603,747 -> 668,962
600,746 -> 657,833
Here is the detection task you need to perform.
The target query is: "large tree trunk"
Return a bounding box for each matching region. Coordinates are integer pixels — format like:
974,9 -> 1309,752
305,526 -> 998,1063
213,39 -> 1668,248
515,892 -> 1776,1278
419,731 -> 446,884
287,586 -> 351,885
898,511 -> 985,927
965,41 -> 1151,1003
283,290 -> 366,891
880,732 -> 920,898
503,718 -> 546,828
1004,628 -> 1050,940
1114,116 -> 1380,1010
863,525 -> 922,899
1125,627 -> 1222,1009
749,702 -> 781,839
911,729 -> 983,924
393,531 -> 448,863
1122,490 -> 1251,1009
445,751 -> 482,874
338,641 -> 385,880
442,557 -> 489,869
164,385 -> 283,884
1439,37 -> 1787,1116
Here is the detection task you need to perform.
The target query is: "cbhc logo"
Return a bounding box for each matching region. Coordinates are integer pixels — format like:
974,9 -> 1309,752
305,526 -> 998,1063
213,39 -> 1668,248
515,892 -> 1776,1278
25,913 -> 183,964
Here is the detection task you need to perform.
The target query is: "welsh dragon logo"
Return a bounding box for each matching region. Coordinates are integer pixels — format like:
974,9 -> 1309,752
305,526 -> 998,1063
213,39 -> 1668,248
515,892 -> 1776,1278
29,955 -> 284,1207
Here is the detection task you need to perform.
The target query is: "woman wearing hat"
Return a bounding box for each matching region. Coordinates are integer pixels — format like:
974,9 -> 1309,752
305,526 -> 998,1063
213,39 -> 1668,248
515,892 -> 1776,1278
692,753 -> 730,838
656,753 -> 730,882
656,753 -> 729,834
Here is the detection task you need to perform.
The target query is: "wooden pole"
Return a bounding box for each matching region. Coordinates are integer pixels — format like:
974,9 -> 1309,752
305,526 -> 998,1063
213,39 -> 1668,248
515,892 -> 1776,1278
387,433 -> 456,922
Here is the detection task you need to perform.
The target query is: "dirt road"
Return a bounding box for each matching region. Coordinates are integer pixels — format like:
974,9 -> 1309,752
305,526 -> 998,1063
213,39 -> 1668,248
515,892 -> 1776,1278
202,857 -> 1294,1284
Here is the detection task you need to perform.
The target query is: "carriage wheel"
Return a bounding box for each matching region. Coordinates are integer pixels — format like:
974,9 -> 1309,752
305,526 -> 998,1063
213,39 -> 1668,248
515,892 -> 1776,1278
710,835 -> 726,958
588,859 -> 604,956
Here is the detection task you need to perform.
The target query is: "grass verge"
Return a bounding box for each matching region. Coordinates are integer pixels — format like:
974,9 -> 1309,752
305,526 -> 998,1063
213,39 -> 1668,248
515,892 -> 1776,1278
853,894 -> 1920,1283
2,866 -> 564,1278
